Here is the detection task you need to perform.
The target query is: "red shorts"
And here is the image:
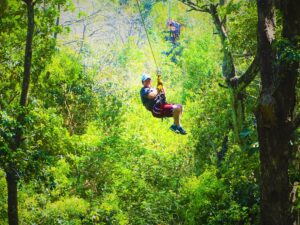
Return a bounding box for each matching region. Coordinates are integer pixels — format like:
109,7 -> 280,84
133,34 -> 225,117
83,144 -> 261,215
152,103 -> 174,118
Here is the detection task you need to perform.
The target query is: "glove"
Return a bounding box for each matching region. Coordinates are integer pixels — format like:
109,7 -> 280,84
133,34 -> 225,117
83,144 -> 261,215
157,75 -> 163,92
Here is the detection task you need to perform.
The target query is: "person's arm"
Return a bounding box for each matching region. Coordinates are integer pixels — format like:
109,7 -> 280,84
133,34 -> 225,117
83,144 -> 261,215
146,88 -> 158,99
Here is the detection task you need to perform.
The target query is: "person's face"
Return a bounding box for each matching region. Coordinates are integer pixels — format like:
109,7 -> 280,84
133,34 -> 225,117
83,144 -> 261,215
143,78 -> 151,87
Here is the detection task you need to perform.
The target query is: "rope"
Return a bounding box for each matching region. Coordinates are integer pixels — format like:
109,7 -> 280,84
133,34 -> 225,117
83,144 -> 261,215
168,0 -> 171,19
167,1 -> 177,44
135,0 -> 159,71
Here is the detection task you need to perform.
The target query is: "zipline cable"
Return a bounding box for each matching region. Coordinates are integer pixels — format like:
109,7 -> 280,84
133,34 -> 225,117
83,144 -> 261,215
135,0 -> 159,71
168,0 -> 172,40
168,0 -> 171,19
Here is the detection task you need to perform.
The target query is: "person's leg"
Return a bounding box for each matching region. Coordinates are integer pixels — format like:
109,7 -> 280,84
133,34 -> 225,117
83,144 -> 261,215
172,104 -> 183,126
172,104 -> 186,134
163,103 -> 187,134
177,104 -> 183,115
172,105 -> 181,126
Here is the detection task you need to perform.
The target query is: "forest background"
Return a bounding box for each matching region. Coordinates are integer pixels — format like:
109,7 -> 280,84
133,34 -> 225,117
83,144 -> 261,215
0,0 -> 299,224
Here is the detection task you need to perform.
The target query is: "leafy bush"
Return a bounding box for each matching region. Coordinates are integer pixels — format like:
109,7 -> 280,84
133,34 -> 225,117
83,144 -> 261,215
179,169 -> 250,225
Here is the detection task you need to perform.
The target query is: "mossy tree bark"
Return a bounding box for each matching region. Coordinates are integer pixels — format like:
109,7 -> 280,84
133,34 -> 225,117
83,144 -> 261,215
256,0 -> 300,224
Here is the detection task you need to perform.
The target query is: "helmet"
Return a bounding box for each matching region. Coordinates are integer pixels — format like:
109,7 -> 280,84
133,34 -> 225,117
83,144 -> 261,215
141,73 -> 151,83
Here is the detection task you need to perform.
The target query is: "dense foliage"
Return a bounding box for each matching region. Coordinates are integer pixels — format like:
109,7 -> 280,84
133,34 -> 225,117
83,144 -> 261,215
0,0 -> 299,224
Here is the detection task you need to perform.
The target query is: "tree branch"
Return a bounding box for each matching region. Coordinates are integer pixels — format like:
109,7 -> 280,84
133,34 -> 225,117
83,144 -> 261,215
179,0 -> 210,13
63,40 -> 79,46
235,56 -> 259,92
88,27 -> 104,37
62,9 -> 103,27
22,0 -> 35,5
218,83 -> 228,88
233,53 -> 254,58
293,114 -> 300,131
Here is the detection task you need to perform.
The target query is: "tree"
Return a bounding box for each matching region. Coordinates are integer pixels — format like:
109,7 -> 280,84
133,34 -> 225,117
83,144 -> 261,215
38,50 -> 97,135
0,0 -> 69,224
256,0 -> 300,224
179,0 -> 259,147
4,1 -> 35,223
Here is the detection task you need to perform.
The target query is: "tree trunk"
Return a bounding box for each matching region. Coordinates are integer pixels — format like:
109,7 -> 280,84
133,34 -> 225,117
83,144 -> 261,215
20,0 -> 34,107
179,1 -> 259,148
279,1 -> 300,224
256,0 -> 299,224
210,4 -> 246,146
230,89 -> 245,145
256,120 -> 291,225
0,0 -> 8,17
209,4 -> 235,81
6,1 -> 35,225
53,4 -> 61,40
6,169 -> 18,225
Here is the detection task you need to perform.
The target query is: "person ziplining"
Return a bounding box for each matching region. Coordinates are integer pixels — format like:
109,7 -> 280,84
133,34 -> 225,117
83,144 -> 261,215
140,73 -> 187,135
166,18 -> 181,44
165,0 -> 181,44
163,18 -> 183,62
136,0 -> 187,134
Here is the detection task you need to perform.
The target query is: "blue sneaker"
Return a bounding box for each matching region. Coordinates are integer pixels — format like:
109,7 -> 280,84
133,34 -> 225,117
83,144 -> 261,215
170,124 -> 179,133
177,126 -> 187,135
